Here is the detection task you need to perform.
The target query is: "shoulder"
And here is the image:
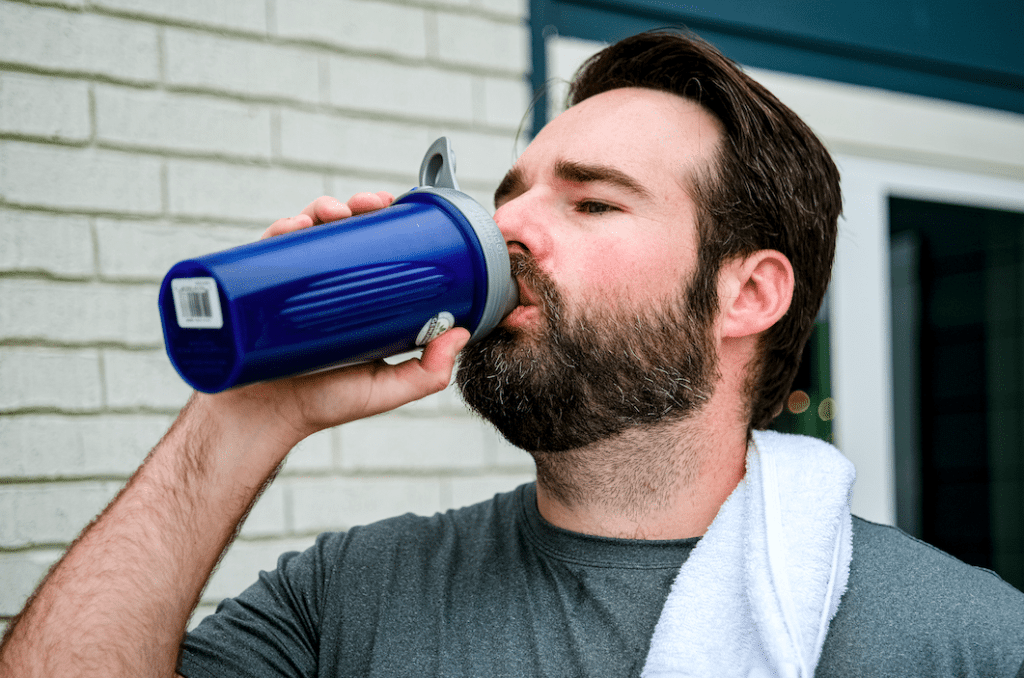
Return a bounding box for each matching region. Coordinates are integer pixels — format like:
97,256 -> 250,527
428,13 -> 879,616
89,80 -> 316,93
312,483 -> 529,572
818,516 -> 1024,676
845,516 -> 1024,615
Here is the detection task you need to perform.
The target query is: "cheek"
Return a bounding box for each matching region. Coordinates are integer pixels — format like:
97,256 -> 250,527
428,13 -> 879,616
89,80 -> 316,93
578,243 -> 695,310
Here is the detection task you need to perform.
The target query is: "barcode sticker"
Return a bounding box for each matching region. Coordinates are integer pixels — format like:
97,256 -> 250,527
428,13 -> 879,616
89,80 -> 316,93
171,277 -> 224,329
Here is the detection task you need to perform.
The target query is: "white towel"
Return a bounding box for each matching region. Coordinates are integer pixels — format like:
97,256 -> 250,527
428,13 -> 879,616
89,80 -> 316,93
641,430 -> 855,678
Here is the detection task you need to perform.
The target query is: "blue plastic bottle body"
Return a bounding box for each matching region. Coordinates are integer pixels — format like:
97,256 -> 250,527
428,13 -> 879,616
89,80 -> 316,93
159,192 -> 489,392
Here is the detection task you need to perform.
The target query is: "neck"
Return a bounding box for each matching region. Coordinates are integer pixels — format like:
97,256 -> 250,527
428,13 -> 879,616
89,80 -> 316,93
531,414 -> 747,540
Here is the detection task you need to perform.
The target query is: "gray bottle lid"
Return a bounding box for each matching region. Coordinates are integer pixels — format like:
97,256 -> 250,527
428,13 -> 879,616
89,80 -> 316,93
403,137 -> 518,344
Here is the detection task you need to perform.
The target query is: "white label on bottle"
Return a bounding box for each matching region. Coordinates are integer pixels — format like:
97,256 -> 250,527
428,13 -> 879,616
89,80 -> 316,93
171,277 -> 224,329
415,311 -> 455,346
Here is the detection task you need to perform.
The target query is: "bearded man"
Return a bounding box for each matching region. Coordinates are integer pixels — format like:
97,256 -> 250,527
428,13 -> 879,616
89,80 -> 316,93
3,31 -> 1023,678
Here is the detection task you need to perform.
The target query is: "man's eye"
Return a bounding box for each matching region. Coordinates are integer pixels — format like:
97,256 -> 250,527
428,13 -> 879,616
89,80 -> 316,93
576,200 -> 617,214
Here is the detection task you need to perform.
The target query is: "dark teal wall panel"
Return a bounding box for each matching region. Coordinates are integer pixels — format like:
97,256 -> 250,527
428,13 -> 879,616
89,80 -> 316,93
530,0 -> 1024,132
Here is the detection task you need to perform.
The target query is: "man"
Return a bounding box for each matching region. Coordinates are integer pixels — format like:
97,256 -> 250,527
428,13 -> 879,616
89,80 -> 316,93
2,31 -> 1023,678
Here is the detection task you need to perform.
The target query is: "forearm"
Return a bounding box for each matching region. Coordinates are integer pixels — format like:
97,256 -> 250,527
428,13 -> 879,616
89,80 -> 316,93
0,393 -> 295,677
0,190 -> 469,676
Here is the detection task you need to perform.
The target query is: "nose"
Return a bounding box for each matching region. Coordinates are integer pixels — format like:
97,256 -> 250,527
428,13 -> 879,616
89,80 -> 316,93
493,190 -> 551,260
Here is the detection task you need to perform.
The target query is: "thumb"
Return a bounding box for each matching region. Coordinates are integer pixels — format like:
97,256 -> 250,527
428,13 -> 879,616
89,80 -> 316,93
411,327 -> 472,389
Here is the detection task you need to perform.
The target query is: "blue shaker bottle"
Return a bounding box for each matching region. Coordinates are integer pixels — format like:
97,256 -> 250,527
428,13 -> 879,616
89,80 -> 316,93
158,137 -> 518,393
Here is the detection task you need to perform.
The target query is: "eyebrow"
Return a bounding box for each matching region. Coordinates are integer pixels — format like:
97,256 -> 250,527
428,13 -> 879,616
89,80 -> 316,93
494,164 -> 526,208
494,159 -> 653,209
553,159 -> 652,200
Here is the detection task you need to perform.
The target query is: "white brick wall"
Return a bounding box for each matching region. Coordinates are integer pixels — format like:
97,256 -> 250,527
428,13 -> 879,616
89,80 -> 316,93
0,210 -> 94,276
94,86 -> 275,159
275,0 -> 429,59
163,30 -> 323,103
0,73 -> 91,142
1,143 -> 164,213
0,3 -> 160,82
0,0 -> 532,631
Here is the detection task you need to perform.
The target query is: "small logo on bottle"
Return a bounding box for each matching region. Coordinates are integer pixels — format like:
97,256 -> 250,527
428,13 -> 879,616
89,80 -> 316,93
415,312 -> 455,346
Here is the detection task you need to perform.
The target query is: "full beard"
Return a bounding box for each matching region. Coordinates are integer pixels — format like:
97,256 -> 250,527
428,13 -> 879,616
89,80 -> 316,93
455,252 -> 719,454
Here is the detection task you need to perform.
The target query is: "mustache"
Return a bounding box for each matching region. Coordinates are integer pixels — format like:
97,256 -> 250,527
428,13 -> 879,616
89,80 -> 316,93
508,251 -> 562,322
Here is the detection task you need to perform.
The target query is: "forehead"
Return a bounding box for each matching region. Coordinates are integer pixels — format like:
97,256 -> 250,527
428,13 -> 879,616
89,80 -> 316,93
519,87 -> 723,187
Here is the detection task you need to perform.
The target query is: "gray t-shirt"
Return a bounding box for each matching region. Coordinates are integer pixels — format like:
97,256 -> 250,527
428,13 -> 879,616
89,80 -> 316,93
179,483 -> 1024,677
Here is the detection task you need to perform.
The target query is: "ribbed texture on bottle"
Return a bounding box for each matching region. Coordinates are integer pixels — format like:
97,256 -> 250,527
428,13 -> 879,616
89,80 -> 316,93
278,262 -> 451,334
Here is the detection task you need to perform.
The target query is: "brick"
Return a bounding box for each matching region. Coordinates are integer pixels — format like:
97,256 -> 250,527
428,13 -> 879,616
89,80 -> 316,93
274,0 -> 427,59
279,110 -> 431,177
0,3 -> 158,82
166,159 -> 325,223
0,481 -> 121,548
203,536 -> 315,603
290,476 -> 443,532
475,0 -> 527,18
0,347 -> 102,411
0,73 -> 90,142
0,414 -> 171,478
92,0 -> 267,33
95,86 -> 273,160
0,279 -> 161,345
480,75 -> 531,129
0,209 -> 94,277
425,0 -> 473,9
0,142 -> 162,215
339,414 -> 488,471
327,176 -> 419,204
435,14 -> 528,73
188,603 -> 218,630
390,381 -> 470,416
281,427 -> 334,472
164,29 -> 320,104
103,349 -> 193,410
438,130 -> 518,186
0,549 -> 63,616
95,219 -> 256,281
327,56 -> 474,124
447,473 -> 534,509
238,483 -> 287,538
26,0 -> 87,6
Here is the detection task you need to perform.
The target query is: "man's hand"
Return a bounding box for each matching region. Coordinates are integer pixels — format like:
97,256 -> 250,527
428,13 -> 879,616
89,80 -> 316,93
204,191 -> 471,456
261,191 -> 395,238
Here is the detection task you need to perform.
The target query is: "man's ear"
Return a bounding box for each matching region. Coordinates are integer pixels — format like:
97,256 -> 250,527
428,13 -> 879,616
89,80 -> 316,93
718,250 -> 794,339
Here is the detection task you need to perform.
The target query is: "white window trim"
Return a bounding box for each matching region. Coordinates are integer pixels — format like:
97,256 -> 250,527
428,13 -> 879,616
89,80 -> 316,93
832,157 -> 1024,524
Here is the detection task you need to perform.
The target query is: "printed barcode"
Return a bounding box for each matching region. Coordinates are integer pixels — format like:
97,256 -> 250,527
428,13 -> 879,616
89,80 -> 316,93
182,289 -> 213,319
171,277 -> 223,329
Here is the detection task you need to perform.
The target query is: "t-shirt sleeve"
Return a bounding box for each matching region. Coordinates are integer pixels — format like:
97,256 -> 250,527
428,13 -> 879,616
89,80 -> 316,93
819,518 -> 1024,676
178,532 -> 343,678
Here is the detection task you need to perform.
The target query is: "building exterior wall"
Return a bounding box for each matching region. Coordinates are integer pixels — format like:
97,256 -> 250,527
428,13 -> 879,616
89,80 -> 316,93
0,0 -> 533,633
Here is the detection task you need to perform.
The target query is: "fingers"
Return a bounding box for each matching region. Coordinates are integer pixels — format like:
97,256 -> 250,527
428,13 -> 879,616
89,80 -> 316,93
294,327 -> 471,432
348,327 -> 471,416
261,192 -> 395,240
261,214 -> 313,239
347,191 -> 395,215
301,195 -> 354,225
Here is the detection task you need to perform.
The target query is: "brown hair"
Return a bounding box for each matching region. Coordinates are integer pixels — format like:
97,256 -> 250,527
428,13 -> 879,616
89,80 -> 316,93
568,30 -> 842,431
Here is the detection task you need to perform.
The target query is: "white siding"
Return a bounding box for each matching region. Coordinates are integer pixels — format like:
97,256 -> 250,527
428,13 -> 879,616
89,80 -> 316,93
0,0 -> 533,629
